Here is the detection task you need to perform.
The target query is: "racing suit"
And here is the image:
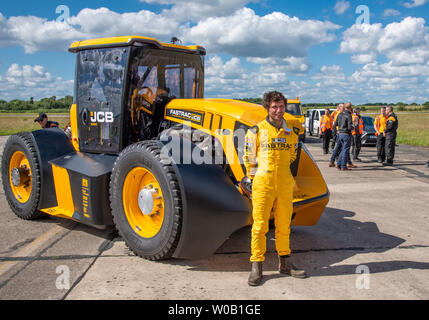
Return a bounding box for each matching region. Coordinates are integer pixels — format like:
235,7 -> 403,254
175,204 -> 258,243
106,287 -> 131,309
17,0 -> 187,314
243,117 -> 298,262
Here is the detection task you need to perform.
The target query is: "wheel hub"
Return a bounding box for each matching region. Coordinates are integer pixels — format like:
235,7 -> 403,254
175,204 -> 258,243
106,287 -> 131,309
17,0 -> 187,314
11,166 -> 30,187
138,187 -> 155,215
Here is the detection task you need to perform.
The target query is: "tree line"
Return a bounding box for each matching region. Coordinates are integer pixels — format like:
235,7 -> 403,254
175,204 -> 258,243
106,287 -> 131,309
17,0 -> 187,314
0,96 -> 428,113
238,98 -> 429,109
0,96 -> 73,113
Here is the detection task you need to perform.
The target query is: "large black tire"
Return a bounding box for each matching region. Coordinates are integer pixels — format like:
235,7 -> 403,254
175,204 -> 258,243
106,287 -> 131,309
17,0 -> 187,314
1,133 -> 44,220
109,141 -> 182,260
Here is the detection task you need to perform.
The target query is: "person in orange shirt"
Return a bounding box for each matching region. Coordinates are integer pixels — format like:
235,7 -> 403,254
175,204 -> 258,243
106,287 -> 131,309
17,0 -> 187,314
374,107 -> 388,163
319,108 -> 333,154
330,105 -> 341,152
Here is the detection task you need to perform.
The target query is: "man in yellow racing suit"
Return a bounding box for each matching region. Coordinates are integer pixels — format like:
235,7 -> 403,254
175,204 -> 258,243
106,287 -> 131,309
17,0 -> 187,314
243,91 -> 307,286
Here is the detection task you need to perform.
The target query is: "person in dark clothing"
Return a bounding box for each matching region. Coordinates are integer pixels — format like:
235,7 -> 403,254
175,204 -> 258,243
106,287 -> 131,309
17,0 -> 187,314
331,104 -> 353,171
319,108 -> 332,154
329,104 -> 344,167
34,112 -> 59,129
383,106 -> 398,166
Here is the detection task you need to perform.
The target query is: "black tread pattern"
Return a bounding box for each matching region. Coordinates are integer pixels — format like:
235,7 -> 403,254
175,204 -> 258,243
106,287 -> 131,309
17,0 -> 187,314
109,140 -> 183,260
1,132 -> 44,220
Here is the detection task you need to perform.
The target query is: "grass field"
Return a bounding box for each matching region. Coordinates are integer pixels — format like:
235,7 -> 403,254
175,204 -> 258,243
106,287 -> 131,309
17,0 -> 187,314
0,112 -> 428,148
0,114 -> 70,135
394,113 -> 429,148
360,112 -> 429,148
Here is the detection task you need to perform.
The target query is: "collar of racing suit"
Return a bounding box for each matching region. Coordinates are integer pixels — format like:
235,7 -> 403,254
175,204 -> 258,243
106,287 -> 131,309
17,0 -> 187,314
265,116 -> 292,133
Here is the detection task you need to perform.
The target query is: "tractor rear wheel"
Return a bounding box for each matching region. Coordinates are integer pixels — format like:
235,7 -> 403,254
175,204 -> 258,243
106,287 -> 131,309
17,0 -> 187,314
1,133 -> 44,220
109,141 -> 182,260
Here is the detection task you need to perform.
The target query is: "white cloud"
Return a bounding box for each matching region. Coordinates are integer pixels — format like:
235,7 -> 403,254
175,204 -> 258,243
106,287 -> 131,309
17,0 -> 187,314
0,64 -> 73,100
0,6 -> 339,62
350,53 -> 377,64
334,1 -> 350,15
0,5 -> 343,102
6,15 -> 84,53
70,7 -> 178,37
141,0 -> 255,22
0,7 -> 180,53
311,65 -> 345,85
340,23 -> 384,56
205,55 -> 292,98
403,0 -> 428,8
246,56 -> 311,74
340,17 -> 429,66
383,9 -> 401,17
378,17 -> 427,51
1,5 -> 427,104
336,17 -> 429,103
0,13 -> 15,47
183,8 -> 340,58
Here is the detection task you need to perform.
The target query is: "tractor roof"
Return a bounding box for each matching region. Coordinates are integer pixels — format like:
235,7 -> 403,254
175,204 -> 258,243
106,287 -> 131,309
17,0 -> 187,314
69,36 -> 206,55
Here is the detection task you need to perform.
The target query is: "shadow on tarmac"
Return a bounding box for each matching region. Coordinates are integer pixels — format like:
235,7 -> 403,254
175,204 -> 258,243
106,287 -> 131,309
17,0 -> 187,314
167,207 -> 429,278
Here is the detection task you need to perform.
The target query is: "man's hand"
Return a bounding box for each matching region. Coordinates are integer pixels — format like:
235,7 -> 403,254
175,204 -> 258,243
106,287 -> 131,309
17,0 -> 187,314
240,176 -> 253,197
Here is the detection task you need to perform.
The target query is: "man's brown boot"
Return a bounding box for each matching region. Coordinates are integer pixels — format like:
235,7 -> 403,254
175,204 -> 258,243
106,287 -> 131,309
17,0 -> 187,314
278,255 -> 307,278
248,262 -> 263,286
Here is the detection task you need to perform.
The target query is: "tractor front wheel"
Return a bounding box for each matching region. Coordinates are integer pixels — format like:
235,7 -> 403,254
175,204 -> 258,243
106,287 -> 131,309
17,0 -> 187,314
109,141 -> 183,260
1,133 -> 44,220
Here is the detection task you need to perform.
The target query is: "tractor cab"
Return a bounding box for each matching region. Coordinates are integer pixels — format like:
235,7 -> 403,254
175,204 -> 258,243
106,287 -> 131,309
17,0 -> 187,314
69,36 -> 205,154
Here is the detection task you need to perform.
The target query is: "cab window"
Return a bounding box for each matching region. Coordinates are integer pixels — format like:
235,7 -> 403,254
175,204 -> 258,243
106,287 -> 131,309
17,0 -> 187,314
286,103 -> 302,116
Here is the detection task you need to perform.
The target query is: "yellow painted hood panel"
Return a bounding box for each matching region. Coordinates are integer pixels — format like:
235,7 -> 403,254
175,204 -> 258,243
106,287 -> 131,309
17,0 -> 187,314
166,98 -> 302,128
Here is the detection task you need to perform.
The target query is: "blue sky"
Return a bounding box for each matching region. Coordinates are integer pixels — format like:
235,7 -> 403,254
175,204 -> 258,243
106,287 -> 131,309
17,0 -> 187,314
1,0 -> 429,104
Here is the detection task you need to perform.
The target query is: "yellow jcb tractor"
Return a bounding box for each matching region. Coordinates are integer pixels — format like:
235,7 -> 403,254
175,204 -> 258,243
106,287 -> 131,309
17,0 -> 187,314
1,36 -> 329,260
286,96 -> 306,142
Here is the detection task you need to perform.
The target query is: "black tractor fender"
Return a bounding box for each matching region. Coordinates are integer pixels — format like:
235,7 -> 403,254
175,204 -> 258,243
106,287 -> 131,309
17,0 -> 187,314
29,128 -> 76,210
157,136 -> 251,259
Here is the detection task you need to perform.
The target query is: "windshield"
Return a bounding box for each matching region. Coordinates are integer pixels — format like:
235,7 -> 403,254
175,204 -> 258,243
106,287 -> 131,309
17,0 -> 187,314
128,47 -> 204,102
286,103 -> 302,116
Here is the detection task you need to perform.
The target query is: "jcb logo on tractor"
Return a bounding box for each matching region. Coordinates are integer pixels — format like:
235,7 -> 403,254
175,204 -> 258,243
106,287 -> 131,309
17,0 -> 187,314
90,111 -> 114,123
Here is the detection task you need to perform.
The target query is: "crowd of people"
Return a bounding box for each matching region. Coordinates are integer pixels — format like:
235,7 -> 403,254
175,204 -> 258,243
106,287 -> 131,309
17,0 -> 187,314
318,103 -> 399,170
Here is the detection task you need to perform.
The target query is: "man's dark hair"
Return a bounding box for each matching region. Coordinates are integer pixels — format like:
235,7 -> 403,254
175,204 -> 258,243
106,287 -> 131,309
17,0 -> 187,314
262,91 -> 287,110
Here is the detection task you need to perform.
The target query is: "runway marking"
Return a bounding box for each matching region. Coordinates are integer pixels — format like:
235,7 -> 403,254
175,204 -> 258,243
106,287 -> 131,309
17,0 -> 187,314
0,225 -> 65,276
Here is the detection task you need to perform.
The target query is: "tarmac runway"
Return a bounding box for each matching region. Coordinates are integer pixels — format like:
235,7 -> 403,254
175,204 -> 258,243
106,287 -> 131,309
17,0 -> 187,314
0,134 -> 428,300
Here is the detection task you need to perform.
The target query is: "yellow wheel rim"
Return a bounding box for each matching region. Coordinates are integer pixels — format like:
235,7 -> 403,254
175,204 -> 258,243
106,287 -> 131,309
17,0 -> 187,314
122,167 -> 165,238
9,151 -> 32,203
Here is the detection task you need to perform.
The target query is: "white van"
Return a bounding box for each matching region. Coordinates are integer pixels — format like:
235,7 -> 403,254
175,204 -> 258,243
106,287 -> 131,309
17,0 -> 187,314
305,109 -> 333,137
